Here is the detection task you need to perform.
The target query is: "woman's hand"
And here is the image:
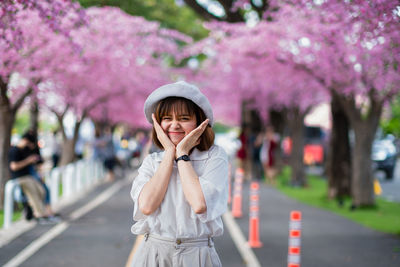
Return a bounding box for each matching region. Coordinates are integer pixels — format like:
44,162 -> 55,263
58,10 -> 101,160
152,113 -> 175,151
176,119 -> 209,157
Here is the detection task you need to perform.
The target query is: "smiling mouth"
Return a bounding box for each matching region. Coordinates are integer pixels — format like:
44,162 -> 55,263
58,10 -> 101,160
169,132 -> 184,135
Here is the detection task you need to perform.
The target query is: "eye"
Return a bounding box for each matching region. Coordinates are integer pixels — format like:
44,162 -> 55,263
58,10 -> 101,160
162,116 -> 172,121
180,116 -> 191,121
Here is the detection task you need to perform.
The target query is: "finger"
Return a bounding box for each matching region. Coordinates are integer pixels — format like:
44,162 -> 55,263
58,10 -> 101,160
195,119 -> 209,135
151,113 -> 159,127
151,114 -> 164,133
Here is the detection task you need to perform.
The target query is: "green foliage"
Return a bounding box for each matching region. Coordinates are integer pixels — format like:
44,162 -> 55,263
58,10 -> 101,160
213,122 -> 232,133
39,117 -> 57,132
13,109 -> 58,135
381,94 -> 400,138
78,0 -> 209,40
13,111 -> 30,135
277,166 -> 400,236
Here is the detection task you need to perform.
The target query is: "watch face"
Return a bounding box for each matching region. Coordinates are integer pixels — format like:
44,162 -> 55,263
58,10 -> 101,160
182,155 -> 190,161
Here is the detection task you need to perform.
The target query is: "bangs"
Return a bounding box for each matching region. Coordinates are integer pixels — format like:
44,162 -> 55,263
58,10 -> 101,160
152,96 -> 214,151
157,97 -> 196,118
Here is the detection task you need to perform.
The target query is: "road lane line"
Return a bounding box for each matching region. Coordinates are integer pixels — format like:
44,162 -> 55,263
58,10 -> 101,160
125,234 -> 144,267
222,211 -> 261,267
3,222 -> 69,267
3,177 -> 131,267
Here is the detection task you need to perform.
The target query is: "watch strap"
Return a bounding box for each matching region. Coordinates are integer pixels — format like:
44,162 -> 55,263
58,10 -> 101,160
175,155 -> 190,162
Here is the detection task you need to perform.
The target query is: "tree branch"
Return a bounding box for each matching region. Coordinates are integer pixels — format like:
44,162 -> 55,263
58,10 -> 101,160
50,104 -> 70,140
0,76 -> 10,108
183,0 -> 224,21
81,90 -> 126,120
12,88 -> 33,113
250,0 -> 269,18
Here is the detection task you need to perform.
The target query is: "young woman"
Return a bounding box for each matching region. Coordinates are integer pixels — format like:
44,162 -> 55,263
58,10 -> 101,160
130,81 -> 228,267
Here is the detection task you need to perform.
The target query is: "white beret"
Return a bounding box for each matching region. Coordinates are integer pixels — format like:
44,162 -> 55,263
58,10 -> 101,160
144,81 -> 214,126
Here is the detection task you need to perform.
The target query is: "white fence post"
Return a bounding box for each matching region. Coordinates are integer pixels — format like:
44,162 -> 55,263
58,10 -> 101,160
3,159 -> 107,229
63,164 -> 75,198
50,167 -> 61,205
75,160 -> 84,192
3,180 -> 19,229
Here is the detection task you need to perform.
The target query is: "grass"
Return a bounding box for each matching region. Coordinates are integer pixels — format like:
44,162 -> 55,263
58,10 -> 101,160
276,167 -> 400,236
0,209 -> 22,228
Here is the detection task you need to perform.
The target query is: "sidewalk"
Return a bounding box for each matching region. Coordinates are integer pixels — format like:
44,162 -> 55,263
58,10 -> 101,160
223,180 -> 400,267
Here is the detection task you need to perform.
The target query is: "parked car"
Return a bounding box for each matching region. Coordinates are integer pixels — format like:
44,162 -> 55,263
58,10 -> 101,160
372,136 -> 398,179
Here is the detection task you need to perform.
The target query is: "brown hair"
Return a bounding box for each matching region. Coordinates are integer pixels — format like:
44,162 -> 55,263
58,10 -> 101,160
152,97 -> 214,151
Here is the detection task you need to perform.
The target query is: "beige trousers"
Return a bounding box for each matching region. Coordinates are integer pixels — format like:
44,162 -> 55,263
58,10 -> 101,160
131,234 -> 222,267
18,175 -> 46,218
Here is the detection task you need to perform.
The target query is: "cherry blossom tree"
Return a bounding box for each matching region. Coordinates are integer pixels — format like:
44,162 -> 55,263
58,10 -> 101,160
42,7 -> 191,165
1,0 -> 86,50
0,6 -> 82,205
182,21 -> 328,184
0,4 -> 190,203
280,1 -> 400,206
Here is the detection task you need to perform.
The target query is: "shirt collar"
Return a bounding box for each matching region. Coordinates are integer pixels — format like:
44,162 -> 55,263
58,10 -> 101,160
153,146 -> 211,162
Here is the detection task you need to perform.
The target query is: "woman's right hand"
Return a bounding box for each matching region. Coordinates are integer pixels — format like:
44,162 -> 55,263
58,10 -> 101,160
152,113 -> 175,151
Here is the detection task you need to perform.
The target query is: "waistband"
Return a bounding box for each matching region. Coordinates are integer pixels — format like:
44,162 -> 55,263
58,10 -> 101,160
144,233 -> 214,248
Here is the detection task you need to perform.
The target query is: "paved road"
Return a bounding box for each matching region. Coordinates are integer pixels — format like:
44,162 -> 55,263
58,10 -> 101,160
0,171 -> 242,267
1,168 -> 399,267
378,158 -> 400,202
234,180 -> 400,267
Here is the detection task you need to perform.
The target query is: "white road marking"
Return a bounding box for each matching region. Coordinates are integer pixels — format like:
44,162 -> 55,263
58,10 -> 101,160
125,234 -> 144,267
3,177 -> 131,267
222,211 -> 261,267
0,221 -> 36,249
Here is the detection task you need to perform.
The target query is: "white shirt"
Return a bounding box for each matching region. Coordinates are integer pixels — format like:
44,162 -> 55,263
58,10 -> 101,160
130,145 -> 228,239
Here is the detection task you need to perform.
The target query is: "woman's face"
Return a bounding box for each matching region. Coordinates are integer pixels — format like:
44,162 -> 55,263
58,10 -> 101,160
160,112 -> 197,145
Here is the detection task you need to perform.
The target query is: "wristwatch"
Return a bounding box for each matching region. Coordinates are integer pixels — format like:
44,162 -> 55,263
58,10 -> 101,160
176,155 -> 190,163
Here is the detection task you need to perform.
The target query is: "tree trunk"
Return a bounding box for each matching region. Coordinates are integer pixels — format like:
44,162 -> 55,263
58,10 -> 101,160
269,109 -> 286,172
0,108 -> 15,208
287,107 -> 307,186
340,93 -> 382,207
240,100 -> 263,180
59,119 -> 83,166
351,122 -> 377,206
327,92 -> 351,201
29,95 -> 39,134
0,77 -> 32,207
59,139 -> 76,166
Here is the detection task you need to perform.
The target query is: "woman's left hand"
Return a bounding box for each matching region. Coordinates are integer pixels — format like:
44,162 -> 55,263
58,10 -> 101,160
176,119 -> 209,157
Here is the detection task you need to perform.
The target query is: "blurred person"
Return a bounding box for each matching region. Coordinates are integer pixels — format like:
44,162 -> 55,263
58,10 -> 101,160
252,131 -> 264,180
49,130 -> 61,168
26,130 -> 60,218
130,81 -> 228,267
94,127 -> 116,182
75,136 -> 86,159
260,126 -> 279,185
237,125 -> 251,181
9,131 -> 59,224
141,131 -> 161,159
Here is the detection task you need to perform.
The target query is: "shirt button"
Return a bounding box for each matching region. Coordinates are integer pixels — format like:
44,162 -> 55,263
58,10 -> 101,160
176,239 -> 182,245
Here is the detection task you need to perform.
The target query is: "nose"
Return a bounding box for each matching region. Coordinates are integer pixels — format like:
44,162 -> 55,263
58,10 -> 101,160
170,119 -> 181,129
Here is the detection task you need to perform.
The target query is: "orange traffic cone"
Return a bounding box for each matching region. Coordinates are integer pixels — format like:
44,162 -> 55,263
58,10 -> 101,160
231,168 -> 244,218
288,211 -> 302,267
248,182 -> 262,248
